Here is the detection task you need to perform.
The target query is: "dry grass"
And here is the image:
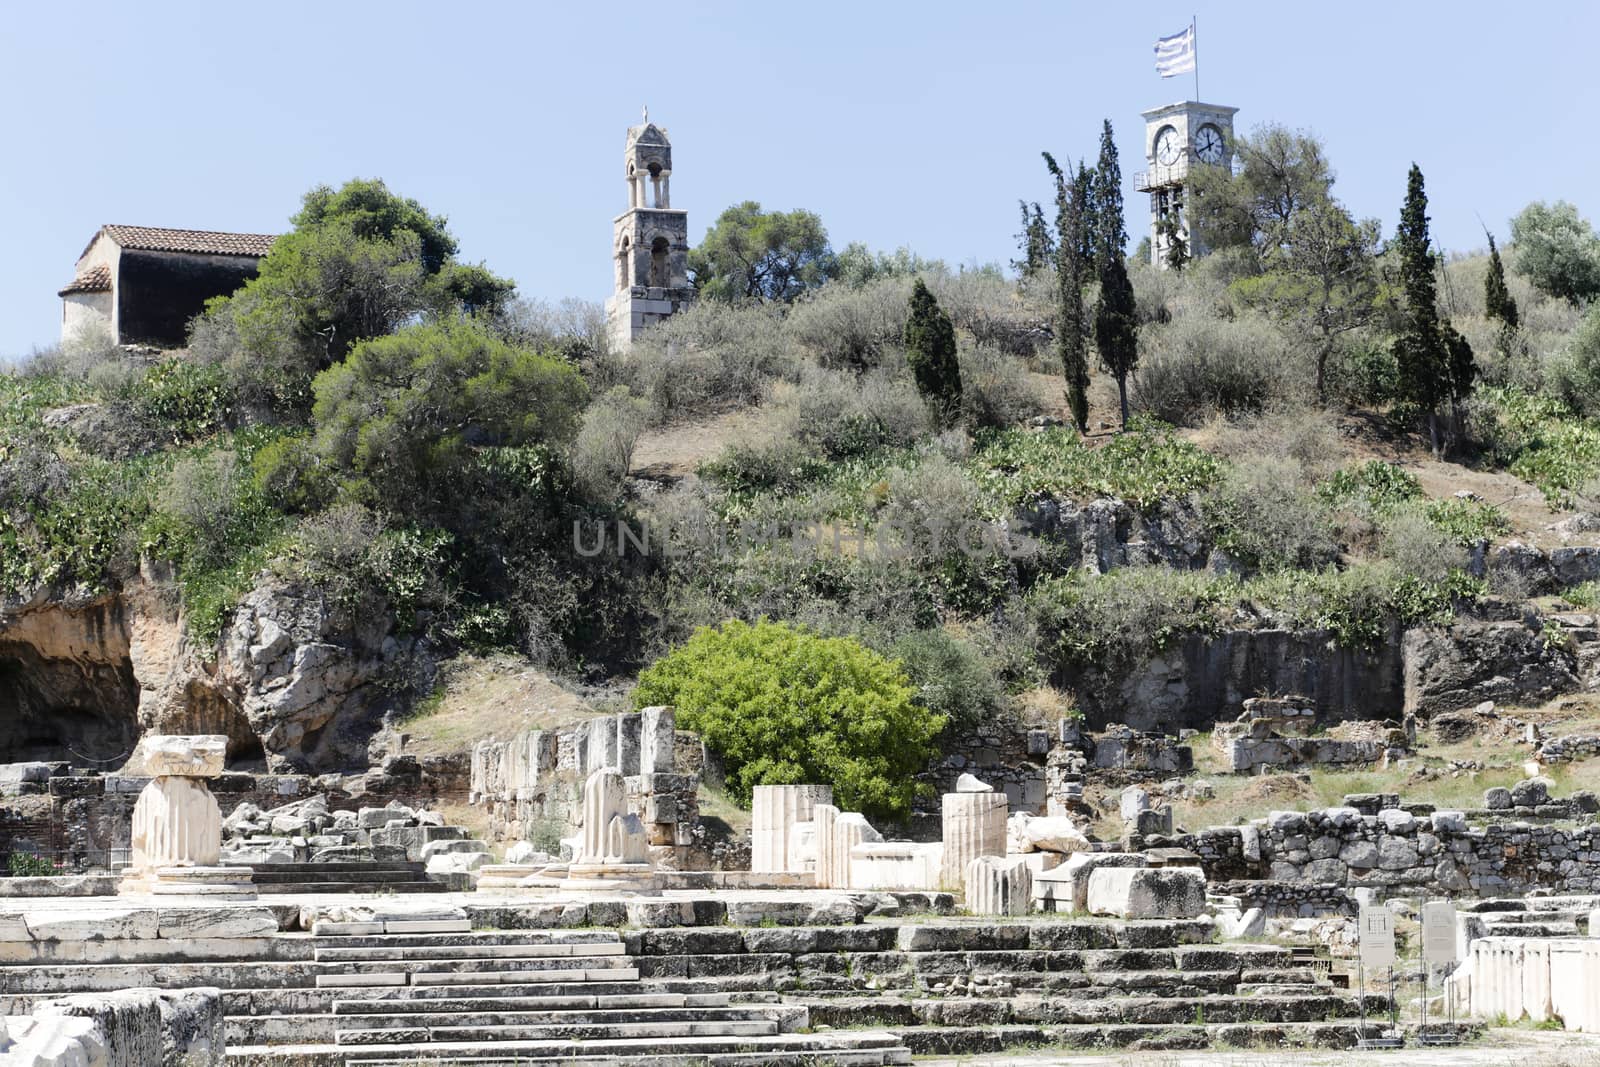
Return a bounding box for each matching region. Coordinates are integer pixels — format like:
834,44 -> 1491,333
399,654 -> 600,757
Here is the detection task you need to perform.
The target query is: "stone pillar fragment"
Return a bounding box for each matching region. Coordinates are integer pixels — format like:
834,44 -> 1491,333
617,713 -> 642,776
640,706 -> 676,775
965,855 -> 1033,916
579,767 -> 626,863
812,803 -> 840,888
834,812 -> 882,888
940,791 -> 1008,889
751,784 -> 833,873
131,776 -> 222,869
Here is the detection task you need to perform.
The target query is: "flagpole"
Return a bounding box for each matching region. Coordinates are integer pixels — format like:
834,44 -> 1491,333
1192,15 -> 1199,102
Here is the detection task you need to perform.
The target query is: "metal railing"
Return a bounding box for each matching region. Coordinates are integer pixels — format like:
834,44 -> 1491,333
2,848 -> 130,877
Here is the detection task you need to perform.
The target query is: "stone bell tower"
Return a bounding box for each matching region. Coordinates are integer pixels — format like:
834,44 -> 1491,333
605,110 -> 694,349
1133,101 -> 1238,268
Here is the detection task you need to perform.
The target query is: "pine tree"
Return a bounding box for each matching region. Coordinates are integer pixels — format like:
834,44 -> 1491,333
904,278 -> 962,426
1484,231 -> 1520,329
1012,201 -> 1055,278
1091,120 -> 1139,429
1044,153 -> 1092,431
1392,164 -> 1453,455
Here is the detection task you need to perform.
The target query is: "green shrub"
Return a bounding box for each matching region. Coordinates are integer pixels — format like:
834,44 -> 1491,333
1029,567 -> 1234,674
633,619 -> 944,819
786,367 -> 933,460
958,343 -> 1044,430
310,319 -> 586,511
889,628 -> 1007,732
786,276 -> 912,370
1133,315 -> 1303,425
130,359 -> 233,442
1249,562 -> 1478,647
571,386 -> 653,502
1319,460 -> 1422,511
1567,582 -> 1600,609
1553,302 -> 1600,417
1477,386 -> 1600,507
1204,458 -> 1339,572
972,419 -> 1221,512
1422,497 -> 1511,545
251,433 -> 336,515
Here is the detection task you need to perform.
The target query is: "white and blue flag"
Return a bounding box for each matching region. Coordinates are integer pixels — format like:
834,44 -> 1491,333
1155,24 -> 1196,78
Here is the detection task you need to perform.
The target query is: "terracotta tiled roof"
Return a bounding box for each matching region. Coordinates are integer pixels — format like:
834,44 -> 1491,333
58,263 -> 112,297
93,225 -> 278,258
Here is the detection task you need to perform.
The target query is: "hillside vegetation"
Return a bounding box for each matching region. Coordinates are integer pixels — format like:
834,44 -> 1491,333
4,124 -> 1600,797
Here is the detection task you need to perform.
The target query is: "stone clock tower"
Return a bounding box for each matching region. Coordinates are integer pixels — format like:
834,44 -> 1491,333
1133,101 -> 1239,268
605,112 -> 694,350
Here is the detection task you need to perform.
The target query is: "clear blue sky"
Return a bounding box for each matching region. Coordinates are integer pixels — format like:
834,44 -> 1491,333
1,1 -> 1594,358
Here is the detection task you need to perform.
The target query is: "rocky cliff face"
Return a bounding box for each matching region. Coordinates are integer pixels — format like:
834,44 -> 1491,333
0,575 -> 434,774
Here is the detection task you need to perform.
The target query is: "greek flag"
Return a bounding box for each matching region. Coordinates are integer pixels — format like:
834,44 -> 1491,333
1155,24 -> 1196,77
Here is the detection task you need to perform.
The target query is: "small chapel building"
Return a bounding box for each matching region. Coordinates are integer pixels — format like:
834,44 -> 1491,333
58,225 -> 277,347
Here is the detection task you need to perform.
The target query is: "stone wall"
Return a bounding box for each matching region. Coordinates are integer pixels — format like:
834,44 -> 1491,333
1210,878 -> 1358,919
2,760 -> 468,867
1191,803 -> 1600,897
469,709 -> 699,863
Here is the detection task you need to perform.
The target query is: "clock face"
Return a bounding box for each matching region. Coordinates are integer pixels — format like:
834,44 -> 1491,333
1194,124 -> 1225,164
1154,126 -> 1183,166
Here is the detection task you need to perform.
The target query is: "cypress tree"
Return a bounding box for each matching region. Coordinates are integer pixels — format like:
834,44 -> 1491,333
1044,153 -> 1092,431
1484,232 -> 1519,329
904,278 -> 962,426
1091,120 -> 1139,429
1013,200 -> 1056,278
1392,164 -> 1452,455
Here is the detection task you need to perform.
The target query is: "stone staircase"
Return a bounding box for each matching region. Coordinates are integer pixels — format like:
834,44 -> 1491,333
0,909 -> 1473,1061
239,861 -> 446,895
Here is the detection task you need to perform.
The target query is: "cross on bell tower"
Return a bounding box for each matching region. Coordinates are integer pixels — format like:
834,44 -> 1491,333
605,112 -> 693,349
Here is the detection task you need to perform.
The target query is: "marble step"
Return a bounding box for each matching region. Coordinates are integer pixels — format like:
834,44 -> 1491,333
255,882 -> 446,895
315,942 -> 626,963
232,1004 -> 788,1043
314,954 -> 633,978
315,965 -> 641,990
330,990 -> 731,1015
229,1030 -> 913,1067
335,1018 -> 783,1046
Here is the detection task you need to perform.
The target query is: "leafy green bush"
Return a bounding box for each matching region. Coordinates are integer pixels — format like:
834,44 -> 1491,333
1567,582 -> 1600,609
130,359 -> 233,442
1422,497 -> 1511,545
1477,386 -> 1600,507
1204,458 -> 1339,572
958,342 -> 1043,430
311,320 -> 586,511
1028,567 -> 1233,674
972,419 -> 1221,512
1133,315 -> 1303,425
889,628 -> 1007,732
1318,459 -> 1422,511
1249,562 -> 1478,647
1553,302 -> 1600,417
632,619 -> 944,819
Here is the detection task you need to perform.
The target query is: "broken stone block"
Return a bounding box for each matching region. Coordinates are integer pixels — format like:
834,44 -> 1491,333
1085,866 -> 1205,919
1120,786 -> 1150,821
124,735 -> 228,779
1484,787 -> 1512,810
965,855 -> 1033,916
1034,851 -> 1148,913
1511,777 -> 1553,808
955,773 -> 993,793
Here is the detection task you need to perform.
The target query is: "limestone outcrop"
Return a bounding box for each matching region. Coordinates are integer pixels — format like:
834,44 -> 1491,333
1403,618 -> 1582,716
0,576 -> 435,775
